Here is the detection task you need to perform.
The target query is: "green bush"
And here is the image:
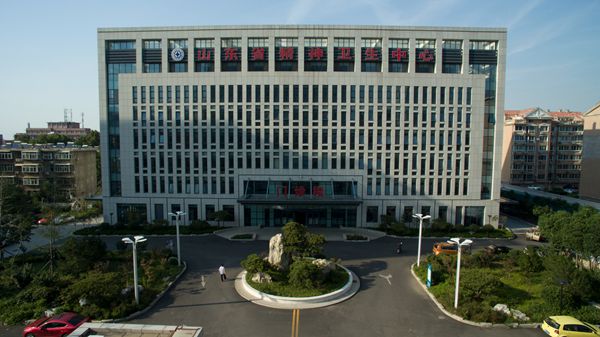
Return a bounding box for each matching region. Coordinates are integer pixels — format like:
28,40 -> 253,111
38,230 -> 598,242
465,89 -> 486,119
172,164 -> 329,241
190,220 -> 210,229
60,237 -> 107,275
517,249 -> 544,273
61,270 -> 127,318
459,269 -> 502,302
282,222 -> 325,258
431,218 -> 451,232
466,251 -> 495,269
241,254 -> 270,274
288,259 -> 322,289
481,224 -> 495,232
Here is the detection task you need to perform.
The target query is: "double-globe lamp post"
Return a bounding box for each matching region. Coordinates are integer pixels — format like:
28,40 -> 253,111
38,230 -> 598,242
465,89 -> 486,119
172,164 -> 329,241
168,211 -> 186,266
122,235 -> 147,305
413,213 -> 431,267
448,237 -> 473,309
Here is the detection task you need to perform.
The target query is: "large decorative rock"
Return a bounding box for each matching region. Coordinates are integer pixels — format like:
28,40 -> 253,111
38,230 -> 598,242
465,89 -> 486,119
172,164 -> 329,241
492,303 -> 510,316
510,309 -> 530,321
251,272 -> 272,284
312,258 -> 335,275
268,234 -> 289,270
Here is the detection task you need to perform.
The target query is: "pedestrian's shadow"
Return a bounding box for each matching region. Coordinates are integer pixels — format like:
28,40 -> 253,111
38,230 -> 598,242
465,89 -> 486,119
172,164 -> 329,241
346,260 -> 388,290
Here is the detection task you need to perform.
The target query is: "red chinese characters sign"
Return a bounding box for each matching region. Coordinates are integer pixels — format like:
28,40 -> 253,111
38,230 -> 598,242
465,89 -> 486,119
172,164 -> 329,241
222,47 -> 239,62
196,48 -> 213,61
390,48 -> 408,62
363,47 -> 380,61
250,47 -> 266,61
336,47 -> 353,61
307,47 -> 325,61
418,49 -> 435,62
278,47 -> 295,60
293,185 -> 306,197
312,186 -> 324,197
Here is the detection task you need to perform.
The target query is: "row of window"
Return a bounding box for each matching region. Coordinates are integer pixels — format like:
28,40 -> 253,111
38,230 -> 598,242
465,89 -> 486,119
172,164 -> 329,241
116,38 -> 497,50
132,127 -> 473,153
132,150 -> 471,177
132,174 -> 469,198
132,85 -> 473,106
0,152 -> 72,160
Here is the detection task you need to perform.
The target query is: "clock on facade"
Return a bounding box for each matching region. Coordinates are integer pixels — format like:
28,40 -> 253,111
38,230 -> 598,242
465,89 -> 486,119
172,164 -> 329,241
171,48 -> 185,62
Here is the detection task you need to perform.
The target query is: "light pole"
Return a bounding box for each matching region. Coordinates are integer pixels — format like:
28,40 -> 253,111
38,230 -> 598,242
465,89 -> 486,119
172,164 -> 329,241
413,213 -> 431,267
448,237 -> 473,309
110,212 -> 114,224
122,235 -> 147,305
168,211 -> 186,266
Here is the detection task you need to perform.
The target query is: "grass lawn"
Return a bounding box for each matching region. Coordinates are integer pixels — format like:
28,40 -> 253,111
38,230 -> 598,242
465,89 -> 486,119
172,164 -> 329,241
246,267 -> 349,297
414,252 -> 600,324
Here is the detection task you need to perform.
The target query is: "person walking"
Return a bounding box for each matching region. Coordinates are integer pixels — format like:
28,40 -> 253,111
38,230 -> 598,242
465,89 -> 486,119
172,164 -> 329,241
218,264 -> 227,282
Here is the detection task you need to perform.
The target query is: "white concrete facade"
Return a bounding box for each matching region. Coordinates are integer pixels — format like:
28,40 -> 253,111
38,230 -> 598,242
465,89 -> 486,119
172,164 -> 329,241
98,25 -> 506,228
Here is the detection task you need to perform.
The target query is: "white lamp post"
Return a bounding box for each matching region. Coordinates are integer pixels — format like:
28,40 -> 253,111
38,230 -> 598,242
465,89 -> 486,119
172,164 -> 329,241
168,211 -> 186,266
413,213 -> 431,267
448,237 -> 473,309
122,235 -> 147,305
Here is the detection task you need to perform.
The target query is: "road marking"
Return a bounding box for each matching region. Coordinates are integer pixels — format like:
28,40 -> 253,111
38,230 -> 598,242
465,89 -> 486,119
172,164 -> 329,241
378,274 -> 392,285
291,309 -> 300,337
201,275 -> 206,288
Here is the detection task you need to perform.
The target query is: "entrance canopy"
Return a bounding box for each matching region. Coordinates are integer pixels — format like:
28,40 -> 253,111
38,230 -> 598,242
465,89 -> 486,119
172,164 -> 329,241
238,179 -> 362,205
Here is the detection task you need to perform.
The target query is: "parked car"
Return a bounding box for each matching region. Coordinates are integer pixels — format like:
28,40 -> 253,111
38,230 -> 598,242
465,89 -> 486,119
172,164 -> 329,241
525,227 -> 544,242
541,316 -> 600,337
484,244 -> 511,255
433,242 -> 471,256
22,312 -> 88,337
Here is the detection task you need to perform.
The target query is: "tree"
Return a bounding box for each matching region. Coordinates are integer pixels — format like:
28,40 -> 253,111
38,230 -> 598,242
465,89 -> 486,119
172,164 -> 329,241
209,210 -> 232,227
459,269 -> 502,302
281,222 -> 325,259
0,180 -> 34,257
75,130 -> 100,147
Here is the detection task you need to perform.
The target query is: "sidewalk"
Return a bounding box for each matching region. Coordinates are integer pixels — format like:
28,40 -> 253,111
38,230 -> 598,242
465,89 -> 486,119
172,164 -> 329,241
215,226 -> 386,241
2,216 -> 103,257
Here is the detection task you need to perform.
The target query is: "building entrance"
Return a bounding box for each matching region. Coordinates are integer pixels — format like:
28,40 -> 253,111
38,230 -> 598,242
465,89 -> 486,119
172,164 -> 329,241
243,205 -> 357,227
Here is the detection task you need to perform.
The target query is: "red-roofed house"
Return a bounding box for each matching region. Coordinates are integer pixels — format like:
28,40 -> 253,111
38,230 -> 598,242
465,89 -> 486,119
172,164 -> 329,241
501,107 -> 583,189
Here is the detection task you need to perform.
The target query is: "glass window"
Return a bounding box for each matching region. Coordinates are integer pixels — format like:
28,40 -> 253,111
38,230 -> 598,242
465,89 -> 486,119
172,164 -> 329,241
469,40 -> 497,50
248,37 -> 268,47
442,40 -> 462,49
416,39 -> 435,48
195,38 -> 214,48
169,39 -> 187,49
366,206 -> 379,223
276,38 -> 298,47
304,38 -> 327,47
143,40 -> 161,49
334,38 -> 355,47
361,38 -> 382,47
389,39 -> 409,48
222,38 -> 241,47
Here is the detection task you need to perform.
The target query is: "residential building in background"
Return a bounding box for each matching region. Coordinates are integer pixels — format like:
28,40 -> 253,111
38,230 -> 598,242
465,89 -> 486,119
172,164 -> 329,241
98,25 -> 506,227
16,121 -> 92,140
580,101 -> 600,201
501,108 -> 583,189
0,144 -> 97,200
0,134 -> 3,145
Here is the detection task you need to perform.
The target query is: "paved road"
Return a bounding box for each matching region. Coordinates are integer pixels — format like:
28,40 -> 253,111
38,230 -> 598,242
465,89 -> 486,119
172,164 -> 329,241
4,234 -> 546,337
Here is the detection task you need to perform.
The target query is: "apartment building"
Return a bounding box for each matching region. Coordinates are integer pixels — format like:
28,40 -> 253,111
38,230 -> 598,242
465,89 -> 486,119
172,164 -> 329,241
501,108 -> 583,189
0,144 -> 97,200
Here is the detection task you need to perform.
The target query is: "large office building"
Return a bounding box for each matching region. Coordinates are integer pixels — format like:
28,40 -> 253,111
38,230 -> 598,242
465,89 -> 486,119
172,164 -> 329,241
98,25 -> 506,227
501,108 -> 583,189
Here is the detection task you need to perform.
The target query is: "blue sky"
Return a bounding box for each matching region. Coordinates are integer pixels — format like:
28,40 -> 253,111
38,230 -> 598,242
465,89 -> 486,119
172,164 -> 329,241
0,0 -> 599,138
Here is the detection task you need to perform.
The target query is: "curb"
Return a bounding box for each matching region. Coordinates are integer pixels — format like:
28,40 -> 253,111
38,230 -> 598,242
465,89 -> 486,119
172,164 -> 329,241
99,261 -> 188,323
235,265 -> 360,309
409,263 -> 540,329
74,233 -> 214,237
228,233 -> 257,241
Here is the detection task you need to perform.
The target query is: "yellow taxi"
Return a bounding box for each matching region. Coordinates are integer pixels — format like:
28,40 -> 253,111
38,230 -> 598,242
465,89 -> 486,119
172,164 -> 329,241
541,316 -> 600,336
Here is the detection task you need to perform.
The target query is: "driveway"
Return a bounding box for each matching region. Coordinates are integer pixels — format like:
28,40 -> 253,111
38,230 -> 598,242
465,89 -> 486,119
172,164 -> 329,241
5,235 -> 546,337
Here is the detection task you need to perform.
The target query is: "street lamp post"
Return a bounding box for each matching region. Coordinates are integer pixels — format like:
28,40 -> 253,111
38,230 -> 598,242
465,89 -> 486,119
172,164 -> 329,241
413,213 -> 431,267
168,211 -> 186,266
122,235 -> 147,305
110,212 -> 114,224
448,237 -> 473,309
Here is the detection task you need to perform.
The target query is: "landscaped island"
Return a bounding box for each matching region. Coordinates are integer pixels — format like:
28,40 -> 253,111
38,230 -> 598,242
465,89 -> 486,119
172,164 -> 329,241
241,222 -> 349,297
0,237 -> 183,324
